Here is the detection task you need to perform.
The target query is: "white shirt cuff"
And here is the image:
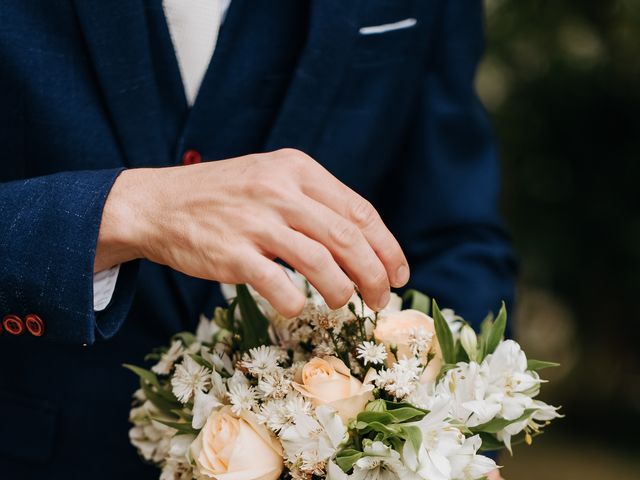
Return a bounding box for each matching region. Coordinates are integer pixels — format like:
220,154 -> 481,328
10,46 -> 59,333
93,264 -> 120,311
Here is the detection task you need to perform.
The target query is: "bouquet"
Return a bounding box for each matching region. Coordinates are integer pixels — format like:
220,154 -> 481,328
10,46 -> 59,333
126,270 -> 561,480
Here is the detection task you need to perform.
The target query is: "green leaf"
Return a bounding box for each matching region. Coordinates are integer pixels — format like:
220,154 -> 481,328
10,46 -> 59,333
188,353 -> 213,370
151,417 -> 198,435
123,364 -> 161,389
172,332 -> 197,346
356,411 -> 395,425
140,381 -> 181,416
335,450 -> 363,472
366,399 -> 387,413
484,302 -> 507,356
400,425 -> 423,452
432,300 -> 455,364
386,407 -> 426,423
527,359 -> 560,371
477,432 -> 504,452
384,401 -> 429,415
403,290 -> 430,314
471,408 -> 536,434
454,339 -> 470,363
236,284 -> 271,349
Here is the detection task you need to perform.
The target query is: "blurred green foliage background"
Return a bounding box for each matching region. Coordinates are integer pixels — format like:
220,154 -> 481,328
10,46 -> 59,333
476,0 -> 640,477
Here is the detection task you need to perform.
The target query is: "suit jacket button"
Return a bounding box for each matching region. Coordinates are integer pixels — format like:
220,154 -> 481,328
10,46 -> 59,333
182,149 -> 202,165
25,313 -> 45,337
2,315 -> 24,335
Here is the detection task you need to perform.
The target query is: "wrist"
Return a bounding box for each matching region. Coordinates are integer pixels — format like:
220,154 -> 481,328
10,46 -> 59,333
94,168 -> 152,272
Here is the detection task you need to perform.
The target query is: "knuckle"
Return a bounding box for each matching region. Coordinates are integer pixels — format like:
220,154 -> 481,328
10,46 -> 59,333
303,244 -> 331,271
367,264 -> 389,289
250,266 -> 281,290
350,197 -> 378,227
328,220 -> 360,248
277,148 -> 314,171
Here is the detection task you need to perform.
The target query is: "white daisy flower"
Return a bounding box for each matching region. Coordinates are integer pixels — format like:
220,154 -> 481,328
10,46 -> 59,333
227,372 -> 257,414
257,368 -> 292,399
356,341 -> 388,365
151,340 -> 185,375
407,326 -> 434,357
257,399 -> 290,432
170,356 -> 210,403
374,358 -> 422,399
240,345 -> 282,376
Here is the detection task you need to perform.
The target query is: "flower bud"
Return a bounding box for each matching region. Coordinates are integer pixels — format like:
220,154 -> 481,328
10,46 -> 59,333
460,324 -> 478,361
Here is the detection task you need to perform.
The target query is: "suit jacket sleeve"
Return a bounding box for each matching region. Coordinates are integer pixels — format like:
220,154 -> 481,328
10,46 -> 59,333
0,168 -> 139,345
380,0 -> 517,326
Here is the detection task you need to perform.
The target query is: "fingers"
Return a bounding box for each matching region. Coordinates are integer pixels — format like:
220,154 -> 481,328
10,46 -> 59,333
284,198 -> 390,311
299,162 -> 409,288
242,253 -> 306,318
260,226 -> 355,309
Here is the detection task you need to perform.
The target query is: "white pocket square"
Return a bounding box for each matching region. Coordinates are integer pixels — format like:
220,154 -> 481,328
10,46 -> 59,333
359,17 -> 417,35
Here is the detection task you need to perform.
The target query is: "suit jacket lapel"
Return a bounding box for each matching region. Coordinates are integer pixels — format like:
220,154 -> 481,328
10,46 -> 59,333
73,0 -> 165,167
265,0 -> 363,152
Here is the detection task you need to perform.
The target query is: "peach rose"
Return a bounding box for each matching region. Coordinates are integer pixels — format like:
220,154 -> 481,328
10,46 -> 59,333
190,407 -> 283,480
373,309 -> 442,383
292,356 -> 374,423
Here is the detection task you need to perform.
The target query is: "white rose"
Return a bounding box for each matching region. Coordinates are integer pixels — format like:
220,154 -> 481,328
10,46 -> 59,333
190,407 -> 283,480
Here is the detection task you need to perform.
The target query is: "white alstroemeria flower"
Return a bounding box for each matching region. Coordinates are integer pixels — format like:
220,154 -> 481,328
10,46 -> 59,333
160,457 -> 193,480
167,433 -> 196,459
195,314 -> 221,343
448,435 -> 497,480
403,398 -> 466,480
129,402 -> 175,464
191,372 -> 226,429
280,405 -> 347,470
357,341 -> 388,366
171,356 -> 210,404
441,308 -> 464,341
349,441 -> 407,480
201,347 -> 234,376
484,340 -> 541,421
152,340 -> 185,375
436,361 -> 501,428
496,399 -> 562,452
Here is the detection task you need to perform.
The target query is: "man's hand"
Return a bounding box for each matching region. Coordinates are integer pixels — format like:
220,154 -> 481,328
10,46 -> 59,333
95,149 -> 409,317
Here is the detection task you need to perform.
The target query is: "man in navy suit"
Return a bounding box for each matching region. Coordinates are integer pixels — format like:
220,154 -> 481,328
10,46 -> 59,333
0,1 -> 515,478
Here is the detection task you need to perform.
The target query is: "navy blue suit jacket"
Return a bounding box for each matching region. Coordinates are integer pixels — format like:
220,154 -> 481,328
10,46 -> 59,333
0,1 -> 515,478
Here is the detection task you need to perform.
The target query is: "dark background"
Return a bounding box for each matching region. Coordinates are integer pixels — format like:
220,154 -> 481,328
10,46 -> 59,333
477,0 -> 640,477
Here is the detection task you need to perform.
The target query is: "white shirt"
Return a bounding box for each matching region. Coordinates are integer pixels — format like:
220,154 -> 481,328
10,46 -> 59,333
93,0 -> 231,311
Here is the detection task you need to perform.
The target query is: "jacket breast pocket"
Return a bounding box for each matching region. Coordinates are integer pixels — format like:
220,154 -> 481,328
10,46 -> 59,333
352,0 -> 426,66
0,390 -> 57,464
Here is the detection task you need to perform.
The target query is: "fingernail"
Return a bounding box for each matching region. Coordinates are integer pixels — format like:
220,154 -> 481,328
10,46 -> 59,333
377,290 -> 390,310
395,264 -> 410,286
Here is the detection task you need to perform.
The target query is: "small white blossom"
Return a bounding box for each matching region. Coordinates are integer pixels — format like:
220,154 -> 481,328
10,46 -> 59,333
375,358 -> 422,399
257,368 -> 292,399
407,327 -> 434,357
171,356 -> 210,403
356,341 -> 388,366
227,372 -> 257,414
240,345 -> 283,377
152,340 -> 185,375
